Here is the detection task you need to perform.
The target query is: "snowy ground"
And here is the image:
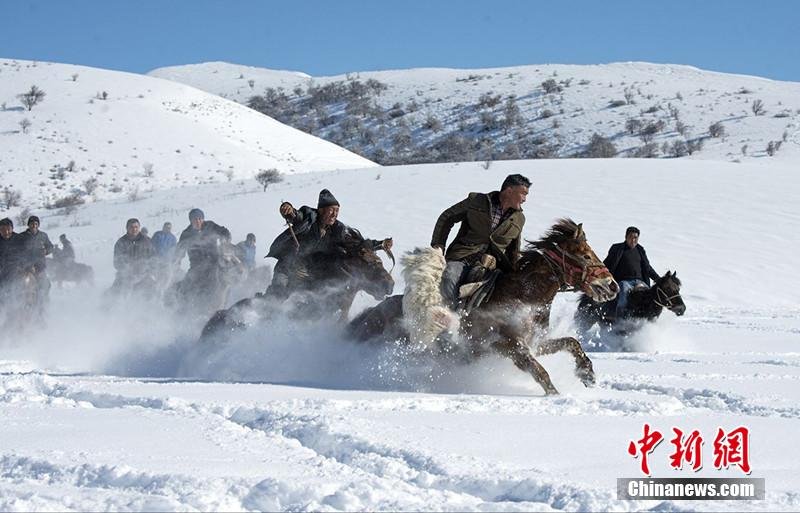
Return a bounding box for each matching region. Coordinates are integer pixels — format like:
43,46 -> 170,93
1,159 -> 799,511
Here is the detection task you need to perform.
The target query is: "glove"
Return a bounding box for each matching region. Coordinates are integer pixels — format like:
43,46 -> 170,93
279,202 -> 296,220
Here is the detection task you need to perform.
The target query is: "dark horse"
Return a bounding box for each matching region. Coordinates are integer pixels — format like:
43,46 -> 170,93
199,243 -> 395,343
574,271 -> 685,342
347,219 -> 619,395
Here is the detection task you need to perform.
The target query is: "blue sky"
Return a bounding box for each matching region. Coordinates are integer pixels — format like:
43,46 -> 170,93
2,0 -> 798,81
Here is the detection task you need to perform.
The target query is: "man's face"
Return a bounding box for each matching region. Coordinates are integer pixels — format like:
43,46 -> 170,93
164,223 -> 172,233
319,205 -> 339,227
0,225 -> 12,239
190,218 -> 204,230
625,231 -> 639,248
500,185 -> 529,210
127,222 -> 141,238
27,221 -> 39,234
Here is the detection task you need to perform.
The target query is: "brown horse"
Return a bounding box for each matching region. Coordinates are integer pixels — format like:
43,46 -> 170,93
199,243 -> 395,343
348,219 -> 618,395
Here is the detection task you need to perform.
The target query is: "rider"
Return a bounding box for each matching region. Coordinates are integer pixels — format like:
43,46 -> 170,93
172,208 -> 233,307
431,173 -> 530,309
0,218 -> 25,290
110,218 -> 156,296
265,189 -> 392,299
151,222 -> 177,260
56,234 -> 75,263
236,233 -> 257,271
603,226 -> 660,319
20,215 -> 54,305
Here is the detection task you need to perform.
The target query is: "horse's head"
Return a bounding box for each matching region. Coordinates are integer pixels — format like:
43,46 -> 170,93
339,245 -> 395,300
655,271 -> 685,316
529,219 -> 618,302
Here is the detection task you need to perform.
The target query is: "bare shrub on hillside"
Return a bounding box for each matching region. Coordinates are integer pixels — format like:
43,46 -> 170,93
582,133 -> 618,158
423,115 -> 443,132
608,99 -> 627,108
669,139 -> 689,158
2,187 -> 22,209
751,99 -> 765,116
541,79 -> 562,94
625,118 -> 642,135
47,194 -> 85,210
19,118 -> 32,133
708,121 -> 726,138
631,143 -> 659,158
256,168 -> 283,191
18,85 -> 45,111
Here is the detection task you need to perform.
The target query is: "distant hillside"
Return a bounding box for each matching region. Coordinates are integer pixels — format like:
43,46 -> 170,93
0,59 -> 374,211
150,61 -> 800,165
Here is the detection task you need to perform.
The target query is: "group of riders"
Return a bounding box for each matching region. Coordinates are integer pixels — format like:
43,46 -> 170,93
0,172 -> 662,332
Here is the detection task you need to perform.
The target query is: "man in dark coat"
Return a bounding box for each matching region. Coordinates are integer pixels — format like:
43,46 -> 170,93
20,215 -> 54,305
110,218 -> 156,296
604,226 -> 660,318
0,218 -> 26,288
172,208 -> 234,309
431,173 -> 530,308
56,234 -> 75,263
266,189 -> 392,298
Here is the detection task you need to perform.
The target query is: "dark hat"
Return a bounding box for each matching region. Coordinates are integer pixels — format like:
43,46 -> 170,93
317,189 -> 340,209
0,218 -> 13,228
501,174 -> 532,190
126,218 -> 140,228
626,226 -> 640,236
188,208 -> 205,221
246,232 -> 256,241
27,215 -> 40,225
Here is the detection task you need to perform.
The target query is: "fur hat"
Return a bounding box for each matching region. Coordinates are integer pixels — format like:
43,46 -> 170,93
0,218 -> 12,228
317,189 -> 340,209
188,208 -> 205,221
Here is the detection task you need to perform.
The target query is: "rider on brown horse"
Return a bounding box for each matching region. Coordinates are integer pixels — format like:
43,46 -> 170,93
265,189 -> 393,299
431,173 -> 530,310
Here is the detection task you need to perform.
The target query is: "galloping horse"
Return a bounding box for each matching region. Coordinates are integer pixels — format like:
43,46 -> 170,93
348,219 -> 618,395
0,268 -> 41,332
166,241 -> 247,318
199,242 -> 394,343
574,270 -> 685,341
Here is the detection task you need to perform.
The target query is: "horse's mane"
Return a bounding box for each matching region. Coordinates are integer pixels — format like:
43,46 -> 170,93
518,218 -> 583,267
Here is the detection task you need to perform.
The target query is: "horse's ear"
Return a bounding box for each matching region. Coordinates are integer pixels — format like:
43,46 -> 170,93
574,223 -> 584,239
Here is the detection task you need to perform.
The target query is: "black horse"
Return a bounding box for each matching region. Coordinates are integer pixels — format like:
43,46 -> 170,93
574,270 -> 685,343
199,243 -> 394,343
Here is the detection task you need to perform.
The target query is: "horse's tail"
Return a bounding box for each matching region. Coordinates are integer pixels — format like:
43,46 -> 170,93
400,247 -> 453,349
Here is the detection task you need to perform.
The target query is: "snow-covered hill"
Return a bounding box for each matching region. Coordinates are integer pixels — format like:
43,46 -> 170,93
150,61 -> 800,165
1,158 -> 798,511
0,59 -> 374,209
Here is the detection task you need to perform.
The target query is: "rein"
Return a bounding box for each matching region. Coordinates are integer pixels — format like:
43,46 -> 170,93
541,246 -> 607,292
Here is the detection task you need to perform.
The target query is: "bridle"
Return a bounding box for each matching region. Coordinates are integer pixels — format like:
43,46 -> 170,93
541,245 -> 609,292
654,282 -> 683,310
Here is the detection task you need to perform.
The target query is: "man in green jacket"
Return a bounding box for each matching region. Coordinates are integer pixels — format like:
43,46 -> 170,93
431,173 -> 530,308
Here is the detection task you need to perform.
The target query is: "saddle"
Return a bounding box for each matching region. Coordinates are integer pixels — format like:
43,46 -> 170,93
456,266 -> 501,314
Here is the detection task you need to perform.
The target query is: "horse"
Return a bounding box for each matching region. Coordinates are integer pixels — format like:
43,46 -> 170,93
199,242 -> 395,343
48,257 -> 94,287
0,268 -> 42,333
574,271 -> 685,343
347,219 -> 619,395
165,241 -> 247,319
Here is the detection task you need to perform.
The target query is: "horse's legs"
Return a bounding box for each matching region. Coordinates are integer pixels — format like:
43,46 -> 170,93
534,337 -> 595,386
491,338 -> 559,395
